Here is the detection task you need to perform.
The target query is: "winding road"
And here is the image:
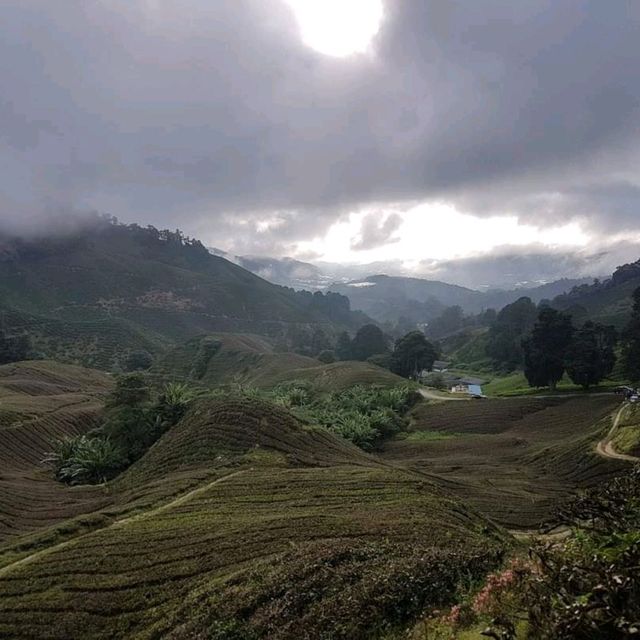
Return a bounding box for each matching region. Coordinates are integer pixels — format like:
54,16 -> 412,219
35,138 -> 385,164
596,403 -> 640,463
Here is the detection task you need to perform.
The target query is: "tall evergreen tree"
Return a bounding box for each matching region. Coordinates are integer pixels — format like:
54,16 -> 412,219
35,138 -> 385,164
565,322 -> 617,389
522,308 -> 574,390
486,297 -> 538,371
390,331 -> 437,379
622,287 -> 640,384
350,324 -> 388,361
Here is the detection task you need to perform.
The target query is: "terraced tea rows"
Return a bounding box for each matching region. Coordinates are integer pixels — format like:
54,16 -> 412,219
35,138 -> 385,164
0,362 -> 114,543
381,395 -> 627,528
0,464 -> 503,639
0,387 -> 505,640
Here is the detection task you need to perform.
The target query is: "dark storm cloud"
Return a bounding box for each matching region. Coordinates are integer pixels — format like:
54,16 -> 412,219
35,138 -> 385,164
1,0 -> 640,250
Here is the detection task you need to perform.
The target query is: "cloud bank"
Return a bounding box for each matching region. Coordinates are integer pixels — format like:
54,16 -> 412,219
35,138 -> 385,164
1,0 -> 639,257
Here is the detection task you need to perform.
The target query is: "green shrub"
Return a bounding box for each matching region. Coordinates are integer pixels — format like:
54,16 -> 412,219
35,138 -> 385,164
44,435 -> 125,485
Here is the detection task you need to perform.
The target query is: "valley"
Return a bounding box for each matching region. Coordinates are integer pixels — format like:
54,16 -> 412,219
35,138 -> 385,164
0,353 -> 633,639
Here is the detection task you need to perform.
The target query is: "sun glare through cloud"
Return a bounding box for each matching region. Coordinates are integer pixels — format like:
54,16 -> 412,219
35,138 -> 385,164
284,0 -> 384,57
296,203 -> 591,265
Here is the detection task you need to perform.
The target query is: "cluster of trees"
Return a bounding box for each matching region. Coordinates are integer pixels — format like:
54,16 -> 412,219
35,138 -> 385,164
426,305 -> 497,341
522,307 -> 617,390
486,297 -> 538,371
622,287 -> 640,385
334,324 -> 438,379
46,374 -> 195,484
516,284 -> 640,390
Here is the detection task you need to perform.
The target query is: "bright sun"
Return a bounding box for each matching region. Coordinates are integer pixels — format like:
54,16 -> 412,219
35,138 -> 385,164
284,0 -> 384,57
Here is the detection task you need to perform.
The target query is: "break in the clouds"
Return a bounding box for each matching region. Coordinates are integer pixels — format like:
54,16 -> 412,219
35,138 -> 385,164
1,0 -> 640,261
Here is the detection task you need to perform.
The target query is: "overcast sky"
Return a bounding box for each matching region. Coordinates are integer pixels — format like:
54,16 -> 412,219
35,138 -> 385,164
1,0 -> 640,271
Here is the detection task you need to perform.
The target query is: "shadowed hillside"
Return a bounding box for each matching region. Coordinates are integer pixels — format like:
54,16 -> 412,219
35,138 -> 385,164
0,218 -> 364,369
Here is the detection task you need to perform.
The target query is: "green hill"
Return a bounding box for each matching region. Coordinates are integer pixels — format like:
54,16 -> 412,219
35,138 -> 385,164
153,333 -> 406,391
0,219 -> 363,369
551,258 -> 640,328
0,364 -> 505,640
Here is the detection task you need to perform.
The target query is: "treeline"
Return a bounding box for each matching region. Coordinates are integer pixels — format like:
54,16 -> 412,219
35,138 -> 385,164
485,285 -> 640,390
484,295 -> 617,390
287,322 -> 439,380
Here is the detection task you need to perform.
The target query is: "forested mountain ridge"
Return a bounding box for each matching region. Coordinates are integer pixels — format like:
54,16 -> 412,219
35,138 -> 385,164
551,258 -> 640,328
0,218 -> 364,368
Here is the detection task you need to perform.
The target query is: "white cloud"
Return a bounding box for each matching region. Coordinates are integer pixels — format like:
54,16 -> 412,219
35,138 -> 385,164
297,202 -> 590,264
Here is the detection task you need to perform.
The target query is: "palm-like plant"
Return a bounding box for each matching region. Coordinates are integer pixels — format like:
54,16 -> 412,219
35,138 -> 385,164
44,435 -> 124,485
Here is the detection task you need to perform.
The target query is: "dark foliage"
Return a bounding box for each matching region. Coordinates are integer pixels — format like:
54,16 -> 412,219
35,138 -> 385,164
350,324 -> 388,361
565,321 -> 617,389
123,349 -> 153,371
523,307 -> 574,390
390,331 -> 437,378
0,328 -> 30,364
622,287 -> 640,385
486,297 -> 537,371
335,331 -> 353,360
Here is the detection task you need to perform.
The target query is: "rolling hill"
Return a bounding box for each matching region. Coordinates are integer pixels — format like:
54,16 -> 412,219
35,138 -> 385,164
0,362 -> 505,640
0,218 -> 363,369
152,333 -> 406,391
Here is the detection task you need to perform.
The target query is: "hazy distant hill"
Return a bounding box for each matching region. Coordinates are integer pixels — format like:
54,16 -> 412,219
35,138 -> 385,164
328,274 -> 591,323
0,219 -> 362,368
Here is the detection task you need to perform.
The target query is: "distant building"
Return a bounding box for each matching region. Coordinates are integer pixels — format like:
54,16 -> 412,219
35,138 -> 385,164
450,382 -> 485,397
432,360 -> 450,373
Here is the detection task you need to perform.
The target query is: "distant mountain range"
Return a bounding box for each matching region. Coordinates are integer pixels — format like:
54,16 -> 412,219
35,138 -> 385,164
327,274 -> 593,323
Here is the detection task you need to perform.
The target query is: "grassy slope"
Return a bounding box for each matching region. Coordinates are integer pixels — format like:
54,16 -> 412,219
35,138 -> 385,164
153,333 -> 406,391
381,395 -> 626,528
0,366 -> 504,639
613,403 -> 640,456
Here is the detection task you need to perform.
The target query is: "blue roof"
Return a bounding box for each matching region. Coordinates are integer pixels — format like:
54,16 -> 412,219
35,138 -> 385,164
468,384 -> 483,395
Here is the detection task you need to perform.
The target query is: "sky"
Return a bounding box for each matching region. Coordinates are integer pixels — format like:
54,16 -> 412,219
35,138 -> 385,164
1,0 -> 640,279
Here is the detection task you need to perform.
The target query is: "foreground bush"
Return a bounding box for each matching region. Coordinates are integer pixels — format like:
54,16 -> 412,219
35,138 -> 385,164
418,466 -> 640,639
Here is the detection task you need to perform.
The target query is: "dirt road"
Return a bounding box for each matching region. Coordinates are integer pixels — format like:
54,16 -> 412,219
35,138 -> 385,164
595,404 -> 640,463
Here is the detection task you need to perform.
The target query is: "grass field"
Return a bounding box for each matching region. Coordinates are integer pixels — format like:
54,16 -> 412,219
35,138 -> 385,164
381,395 -> 627,528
